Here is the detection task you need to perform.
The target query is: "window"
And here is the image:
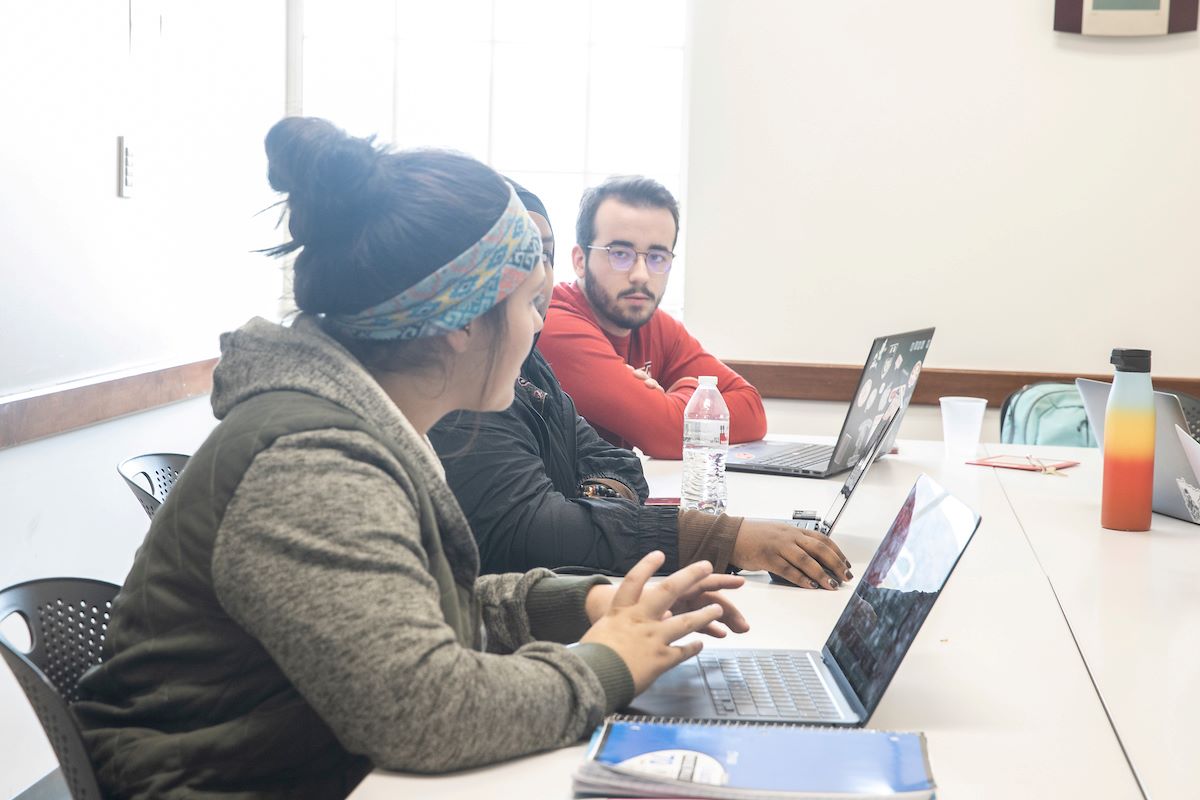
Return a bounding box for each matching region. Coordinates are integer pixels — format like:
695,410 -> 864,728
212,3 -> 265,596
299,0 -> 689,316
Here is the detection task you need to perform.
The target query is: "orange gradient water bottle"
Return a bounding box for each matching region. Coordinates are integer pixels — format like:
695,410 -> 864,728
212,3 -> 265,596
1100,348 -> 1155,531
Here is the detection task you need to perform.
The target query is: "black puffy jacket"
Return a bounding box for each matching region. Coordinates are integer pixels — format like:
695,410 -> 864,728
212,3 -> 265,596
429,347 -> 682,574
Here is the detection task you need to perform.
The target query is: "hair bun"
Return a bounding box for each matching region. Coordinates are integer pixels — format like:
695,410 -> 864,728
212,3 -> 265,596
264,117 -> 381,246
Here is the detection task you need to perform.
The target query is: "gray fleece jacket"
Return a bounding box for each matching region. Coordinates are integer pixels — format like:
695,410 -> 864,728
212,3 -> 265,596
73,315 -> 634,799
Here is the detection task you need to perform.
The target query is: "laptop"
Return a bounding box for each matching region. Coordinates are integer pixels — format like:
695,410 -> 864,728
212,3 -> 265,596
786,400 -> 902,535
1180,424 -> 1200,484
727,328 -> 935,478
1176,426 -> 1200,524
626,474 -> 981,726
766,402 -> 902,586
1076,377 -> 1200,525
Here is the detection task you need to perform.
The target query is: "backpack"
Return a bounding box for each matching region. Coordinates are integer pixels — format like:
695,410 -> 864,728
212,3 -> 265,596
1001,382 -> 1097,447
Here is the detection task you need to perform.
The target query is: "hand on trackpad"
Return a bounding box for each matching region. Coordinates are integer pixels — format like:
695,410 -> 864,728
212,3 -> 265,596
639,658 -> 702,696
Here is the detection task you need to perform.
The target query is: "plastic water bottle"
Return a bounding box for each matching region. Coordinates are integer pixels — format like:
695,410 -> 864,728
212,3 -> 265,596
1101,348 -> 1155,532
681,376 -> 730,514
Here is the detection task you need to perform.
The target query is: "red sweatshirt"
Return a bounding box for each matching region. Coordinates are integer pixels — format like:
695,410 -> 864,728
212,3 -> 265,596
537,282 -> 768,459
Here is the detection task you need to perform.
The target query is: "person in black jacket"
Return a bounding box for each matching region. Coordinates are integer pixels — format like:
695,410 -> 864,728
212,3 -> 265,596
429,184 -> 851,588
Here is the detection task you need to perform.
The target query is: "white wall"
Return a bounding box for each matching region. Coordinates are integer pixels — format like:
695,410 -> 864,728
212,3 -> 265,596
0,1 -> 286,398
765,398 -> 1001,446
683,0 -> 1200,378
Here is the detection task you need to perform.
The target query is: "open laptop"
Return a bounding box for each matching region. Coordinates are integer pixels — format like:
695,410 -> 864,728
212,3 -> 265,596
1076,378 -> 1200,525
1176,426 -> 1200,525
766,402 -> 902,586
626,474 -> 981,726
786,400 -> 902,535
727,328 -> 935,478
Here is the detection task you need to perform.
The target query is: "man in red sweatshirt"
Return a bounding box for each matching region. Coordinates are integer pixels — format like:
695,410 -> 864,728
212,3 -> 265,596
538,176 -> 768,459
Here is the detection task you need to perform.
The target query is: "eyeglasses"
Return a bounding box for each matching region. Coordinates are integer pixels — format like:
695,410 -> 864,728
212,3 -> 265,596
588,244 -> 674,273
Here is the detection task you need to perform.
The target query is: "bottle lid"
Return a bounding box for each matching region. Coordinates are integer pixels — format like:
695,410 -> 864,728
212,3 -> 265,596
698,375 -> 718,387
1110,348 -> 1151,373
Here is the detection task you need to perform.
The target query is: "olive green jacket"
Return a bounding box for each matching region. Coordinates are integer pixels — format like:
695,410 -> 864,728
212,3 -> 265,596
73,316 -> 633,799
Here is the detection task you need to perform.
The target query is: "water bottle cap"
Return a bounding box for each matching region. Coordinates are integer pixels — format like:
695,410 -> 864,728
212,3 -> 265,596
1110,348 -> 1151,373
698,376 -> 718,387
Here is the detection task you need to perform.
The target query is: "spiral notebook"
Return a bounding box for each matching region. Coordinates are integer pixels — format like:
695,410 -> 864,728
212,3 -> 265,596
573,715 -> 935,799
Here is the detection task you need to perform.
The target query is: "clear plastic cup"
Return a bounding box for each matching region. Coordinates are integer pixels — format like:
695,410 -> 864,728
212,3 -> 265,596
939,397 -> 987,461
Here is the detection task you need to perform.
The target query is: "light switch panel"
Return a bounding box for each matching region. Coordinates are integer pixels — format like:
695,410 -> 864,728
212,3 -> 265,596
118,136 -> 134,198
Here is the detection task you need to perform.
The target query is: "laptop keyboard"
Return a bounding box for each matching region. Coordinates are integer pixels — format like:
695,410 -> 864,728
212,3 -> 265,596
756,443 -> 834,470
699,652 -> 842,721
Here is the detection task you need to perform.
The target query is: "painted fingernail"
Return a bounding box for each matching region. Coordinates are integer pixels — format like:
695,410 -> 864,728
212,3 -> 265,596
810,580 -> 819,589
845,570 -> 853,580
829,579 -> 840,588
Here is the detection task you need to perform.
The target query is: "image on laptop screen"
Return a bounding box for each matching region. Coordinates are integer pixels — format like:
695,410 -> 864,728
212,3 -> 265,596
824,475 -> 981,715
830,328 -> 934,472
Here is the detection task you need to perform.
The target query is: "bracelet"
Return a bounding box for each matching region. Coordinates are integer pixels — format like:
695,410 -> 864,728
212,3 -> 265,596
579,481 -> 622,499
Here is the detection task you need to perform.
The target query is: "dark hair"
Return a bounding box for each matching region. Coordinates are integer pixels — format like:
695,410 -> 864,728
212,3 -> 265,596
575,175 -> 680,252
506,178 -> 550,228
507,178 -> 553,266
263,117 -> 511,380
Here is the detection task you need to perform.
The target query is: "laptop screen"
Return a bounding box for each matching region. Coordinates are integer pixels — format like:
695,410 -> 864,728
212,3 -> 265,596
824,474 -> 981,716
821,400 -> 902,533
829,328 -> 934,472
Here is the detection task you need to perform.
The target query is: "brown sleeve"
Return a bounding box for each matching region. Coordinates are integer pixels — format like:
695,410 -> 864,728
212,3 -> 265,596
676,510 -> 743,573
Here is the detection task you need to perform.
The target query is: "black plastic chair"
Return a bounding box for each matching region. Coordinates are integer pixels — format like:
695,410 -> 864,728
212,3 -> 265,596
116,453 -> 189,518
0,578 -> 120,799
1176,391 -> 1200,441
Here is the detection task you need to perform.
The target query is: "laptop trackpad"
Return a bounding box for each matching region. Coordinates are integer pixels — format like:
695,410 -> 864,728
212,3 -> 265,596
623,660 -> 716,718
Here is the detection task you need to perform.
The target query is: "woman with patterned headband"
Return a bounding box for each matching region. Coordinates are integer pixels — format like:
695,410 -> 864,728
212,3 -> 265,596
71,117 -> 749,800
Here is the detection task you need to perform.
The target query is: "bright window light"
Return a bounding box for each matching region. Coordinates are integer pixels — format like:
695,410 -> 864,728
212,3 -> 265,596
300,0 -> 688,316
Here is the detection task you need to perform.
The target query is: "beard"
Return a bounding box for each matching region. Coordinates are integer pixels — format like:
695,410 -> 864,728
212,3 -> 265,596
582,263 -> 662,331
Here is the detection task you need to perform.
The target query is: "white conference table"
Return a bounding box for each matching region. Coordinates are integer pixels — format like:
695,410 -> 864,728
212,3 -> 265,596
983,443 -> 1199,800
351,438 -> 1199,799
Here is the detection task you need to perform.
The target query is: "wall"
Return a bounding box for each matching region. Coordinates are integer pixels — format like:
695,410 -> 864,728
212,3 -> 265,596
765,398 -> 1001,446
683,0 -> 1200,379
0,1 -> 286,398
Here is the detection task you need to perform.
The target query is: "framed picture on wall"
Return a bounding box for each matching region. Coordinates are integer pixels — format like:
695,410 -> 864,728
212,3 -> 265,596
1055,0 -> 1198,35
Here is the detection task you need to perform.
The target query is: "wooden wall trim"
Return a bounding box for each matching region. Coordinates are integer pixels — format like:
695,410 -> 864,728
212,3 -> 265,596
0,359 -> 218,450
725,360 -> 1200,407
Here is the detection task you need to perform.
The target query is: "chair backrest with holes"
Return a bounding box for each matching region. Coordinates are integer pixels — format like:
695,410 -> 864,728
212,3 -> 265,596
0,578 -> 121,800
1175,391 -> 1200,442
116,453 -> 190,518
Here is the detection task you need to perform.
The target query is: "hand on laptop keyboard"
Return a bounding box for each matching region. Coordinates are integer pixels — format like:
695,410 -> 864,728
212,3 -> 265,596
731,520 -> 853,589
581,551 -> 750,694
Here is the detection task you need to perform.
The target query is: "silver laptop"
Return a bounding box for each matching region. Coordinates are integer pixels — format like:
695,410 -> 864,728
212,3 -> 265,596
1076,378 -> 1200,525
625,474 -> 981,726
726,328 -> 934,478
766,402 -> 902,586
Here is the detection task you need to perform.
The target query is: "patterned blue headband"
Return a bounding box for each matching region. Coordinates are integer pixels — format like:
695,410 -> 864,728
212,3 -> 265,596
324,186 -> 541,340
